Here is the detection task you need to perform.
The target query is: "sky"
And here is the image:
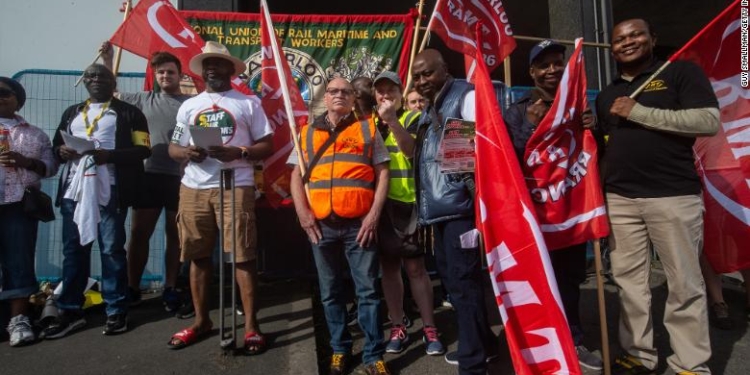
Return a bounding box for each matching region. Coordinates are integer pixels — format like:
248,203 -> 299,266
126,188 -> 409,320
0,0 -> 179,78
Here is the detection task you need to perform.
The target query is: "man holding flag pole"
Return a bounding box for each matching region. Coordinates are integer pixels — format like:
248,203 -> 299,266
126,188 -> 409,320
503,39 -> 604,372
411,49 -> 498,374
597,18 -> 719,375
471,25 -> 583,375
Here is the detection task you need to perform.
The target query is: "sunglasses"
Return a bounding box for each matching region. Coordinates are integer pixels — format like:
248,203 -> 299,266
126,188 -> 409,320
325,88 -> 354,97
0,87 -> 16,98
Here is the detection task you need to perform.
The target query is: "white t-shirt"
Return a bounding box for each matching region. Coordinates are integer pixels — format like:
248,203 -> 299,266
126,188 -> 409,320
172,90 -> 273,189
66,102 -> 117,190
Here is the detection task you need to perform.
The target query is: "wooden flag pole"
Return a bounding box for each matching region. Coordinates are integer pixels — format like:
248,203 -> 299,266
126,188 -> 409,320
503,56 -> 512,87
74,0 -> 131,87
112,0 -> 133,77
628,61 -> 671,99
593,240 -> 611,375
417,0 -> 441,54
260,0 -> 308,198
74,51 -> 104,87
404,0 -> 426,93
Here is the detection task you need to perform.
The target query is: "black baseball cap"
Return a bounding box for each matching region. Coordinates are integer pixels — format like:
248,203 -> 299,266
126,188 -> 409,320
529,40 -> 566,65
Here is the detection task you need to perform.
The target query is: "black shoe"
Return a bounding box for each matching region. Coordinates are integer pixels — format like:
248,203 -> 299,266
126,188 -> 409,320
445,351 -> 498,366
445,351 -> 458,366
128,287 -> 142,307
176,302 -> 196,319
103,313 -> 128,335
162,287 -> 183,313
43,310 -> 86,340
709,302 -> 732,330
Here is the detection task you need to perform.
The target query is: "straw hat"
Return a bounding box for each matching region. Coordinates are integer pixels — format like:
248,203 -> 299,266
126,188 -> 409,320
189,41 -> 247,77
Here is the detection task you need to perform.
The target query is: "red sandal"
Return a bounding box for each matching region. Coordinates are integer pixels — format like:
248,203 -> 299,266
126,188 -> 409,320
168,326 -> 212,350
243,331 -> 267,355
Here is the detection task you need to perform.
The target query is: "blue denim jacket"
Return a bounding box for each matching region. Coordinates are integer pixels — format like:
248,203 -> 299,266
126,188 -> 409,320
414,78 -> 475,225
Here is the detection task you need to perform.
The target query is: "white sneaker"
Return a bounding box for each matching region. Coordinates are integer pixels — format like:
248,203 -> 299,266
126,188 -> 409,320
7,314 -> 36,347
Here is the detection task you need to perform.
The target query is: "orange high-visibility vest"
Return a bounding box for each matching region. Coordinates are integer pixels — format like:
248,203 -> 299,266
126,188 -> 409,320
300,118 -> 377,219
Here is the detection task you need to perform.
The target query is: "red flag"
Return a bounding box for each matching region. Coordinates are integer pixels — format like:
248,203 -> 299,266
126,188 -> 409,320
109,0 -> 206,91
473,29 -> 581,375
430,0 -> 516,80
522,39 -> 609,250
673,0 -> 750,273
259,0 -> 309,207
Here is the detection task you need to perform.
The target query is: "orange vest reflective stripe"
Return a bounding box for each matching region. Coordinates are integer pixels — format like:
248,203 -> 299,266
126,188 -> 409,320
300,118 -> 376,219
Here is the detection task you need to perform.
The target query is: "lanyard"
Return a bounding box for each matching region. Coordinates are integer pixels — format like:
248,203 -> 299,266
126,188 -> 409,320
82,100 -> 111,137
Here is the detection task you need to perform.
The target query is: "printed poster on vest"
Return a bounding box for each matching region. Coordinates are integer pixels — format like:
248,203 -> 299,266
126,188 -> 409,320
522,38 -> 609,250
679,0 -> 750,273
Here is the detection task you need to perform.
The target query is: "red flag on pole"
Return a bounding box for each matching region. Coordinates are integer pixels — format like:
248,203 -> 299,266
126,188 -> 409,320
473,28 -> 581,375
429,0 -> 517,81
109,0 -> 206,91
522,39 -> 609,250
259,0 -> 309,207
672,0 -> 750,273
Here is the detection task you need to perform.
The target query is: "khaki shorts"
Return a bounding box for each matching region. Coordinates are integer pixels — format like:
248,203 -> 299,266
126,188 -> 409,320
177,185 -> 257,263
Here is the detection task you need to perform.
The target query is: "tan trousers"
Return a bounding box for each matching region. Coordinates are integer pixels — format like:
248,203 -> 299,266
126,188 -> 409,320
606,193 -> 711,374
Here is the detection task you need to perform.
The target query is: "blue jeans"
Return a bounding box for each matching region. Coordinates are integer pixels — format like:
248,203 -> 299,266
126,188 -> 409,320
433,217 -> 497,375
0,203 -> 39,300
311,218 -> 384,365
57,190 -> 128,316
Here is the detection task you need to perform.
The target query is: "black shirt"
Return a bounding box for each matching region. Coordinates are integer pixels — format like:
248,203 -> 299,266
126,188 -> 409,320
596,60 -> 718,198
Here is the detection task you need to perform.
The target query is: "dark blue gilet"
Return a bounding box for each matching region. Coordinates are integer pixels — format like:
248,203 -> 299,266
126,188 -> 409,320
415,78 -> 474,225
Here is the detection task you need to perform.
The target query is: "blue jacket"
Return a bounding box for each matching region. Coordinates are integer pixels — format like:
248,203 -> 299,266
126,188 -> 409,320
414,78 -> 475,225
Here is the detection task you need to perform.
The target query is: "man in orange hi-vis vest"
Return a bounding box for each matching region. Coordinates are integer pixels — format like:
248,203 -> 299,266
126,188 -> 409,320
289,77 -> 391,375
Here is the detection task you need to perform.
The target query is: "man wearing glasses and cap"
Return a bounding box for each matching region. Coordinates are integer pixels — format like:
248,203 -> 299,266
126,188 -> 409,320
503,39 -> 603,371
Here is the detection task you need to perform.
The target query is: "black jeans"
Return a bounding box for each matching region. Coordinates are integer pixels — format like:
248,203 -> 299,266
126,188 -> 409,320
550,243 -> 588,345
432,217 -> 496,375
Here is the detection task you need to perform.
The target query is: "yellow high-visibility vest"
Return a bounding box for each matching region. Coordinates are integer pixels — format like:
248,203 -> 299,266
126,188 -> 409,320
383,110 -> 420,203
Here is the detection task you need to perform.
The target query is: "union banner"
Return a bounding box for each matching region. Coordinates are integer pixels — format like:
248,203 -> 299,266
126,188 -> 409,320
180,11 -> 416,116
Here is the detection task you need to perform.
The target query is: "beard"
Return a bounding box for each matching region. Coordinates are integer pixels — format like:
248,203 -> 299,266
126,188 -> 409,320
206,77 -> 230,92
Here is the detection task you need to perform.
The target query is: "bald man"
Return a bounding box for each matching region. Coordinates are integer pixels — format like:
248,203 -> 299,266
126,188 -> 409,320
411,49 -> 498,374
289,78 -> 392,375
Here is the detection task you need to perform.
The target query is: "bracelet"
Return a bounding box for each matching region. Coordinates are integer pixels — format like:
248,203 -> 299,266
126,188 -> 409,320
239,146 -> 250,160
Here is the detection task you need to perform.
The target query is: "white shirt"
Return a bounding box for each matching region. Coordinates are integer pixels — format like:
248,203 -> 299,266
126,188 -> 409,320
172,90 -> 273,189
66,102 -> 117,193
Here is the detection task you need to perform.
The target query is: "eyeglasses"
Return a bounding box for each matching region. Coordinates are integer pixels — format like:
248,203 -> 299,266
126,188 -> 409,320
325,88 -> 354,97
83,72 -> 111,81
0,88 -> 16,98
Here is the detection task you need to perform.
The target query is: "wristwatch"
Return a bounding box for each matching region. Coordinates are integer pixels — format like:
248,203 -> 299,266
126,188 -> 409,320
240,146 -> 250,160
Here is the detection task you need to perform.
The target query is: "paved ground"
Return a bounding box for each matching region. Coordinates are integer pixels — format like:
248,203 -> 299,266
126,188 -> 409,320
1,268 -> 748,375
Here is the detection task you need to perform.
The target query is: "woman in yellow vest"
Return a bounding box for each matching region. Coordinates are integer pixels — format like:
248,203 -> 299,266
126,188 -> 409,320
372,71 -> 445,356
